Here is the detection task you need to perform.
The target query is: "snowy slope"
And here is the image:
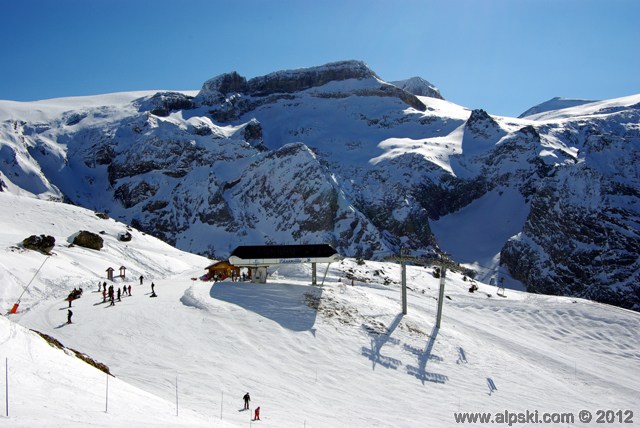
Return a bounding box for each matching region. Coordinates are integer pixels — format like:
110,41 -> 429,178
0,315 -> 212,427
1,193 -> 639,427
518,96 -> 598,118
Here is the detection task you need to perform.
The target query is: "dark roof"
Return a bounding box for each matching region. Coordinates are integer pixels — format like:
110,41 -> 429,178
230,244 -> 338,260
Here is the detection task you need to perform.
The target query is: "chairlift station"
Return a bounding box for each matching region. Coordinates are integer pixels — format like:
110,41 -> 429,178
228,244 -> 342,284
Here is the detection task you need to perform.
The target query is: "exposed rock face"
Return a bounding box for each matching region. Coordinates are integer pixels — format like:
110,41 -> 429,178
464,109 -> 504,141
501,133 -> 640,309
135,92 -> 195,116
246,60 -> 377,96
73,231 -> 103,250
198,61 -> 377,104
243,119 -> 263,144
224,142 -> 390,259
22,234 -> 55,254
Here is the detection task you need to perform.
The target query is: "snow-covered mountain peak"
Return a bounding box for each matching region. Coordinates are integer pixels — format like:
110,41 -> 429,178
391,76 -> 444,99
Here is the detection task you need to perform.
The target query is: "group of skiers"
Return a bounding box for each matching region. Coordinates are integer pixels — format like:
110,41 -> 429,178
66,287 -> 83,307
66,275 -> 155,324
101,283 -> 132,306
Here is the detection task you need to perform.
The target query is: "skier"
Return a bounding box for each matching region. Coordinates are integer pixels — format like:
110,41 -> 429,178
67,309 -> 73,324
253,406 -> 260,421
102,289 -> 107,303
128,284 -> 132,296
151,282 -> 155,294
117,288 -> 121,301
139,275 -> 144,285
243,392 -> 250,410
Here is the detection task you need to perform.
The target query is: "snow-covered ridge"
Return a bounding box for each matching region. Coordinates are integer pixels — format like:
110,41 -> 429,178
518,96 -> 597,118
522,93 -> 640,121
194,60 -> 426,111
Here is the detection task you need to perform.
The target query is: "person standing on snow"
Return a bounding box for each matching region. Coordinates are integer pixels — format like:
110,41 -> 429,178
67,309 -> 73,324
253,406 -> 260,421
139,275 -> 144,285
243,392 -> 250,410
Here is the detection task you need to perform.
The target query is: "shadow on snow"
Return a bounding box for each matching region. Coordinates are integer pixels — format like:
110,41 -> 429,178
361,316 -> 449,384
210,282 -> 321,332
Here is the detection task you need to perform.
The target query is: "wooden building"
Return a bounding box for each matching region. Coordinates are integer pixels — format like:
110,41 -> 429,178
204,260 -> 240,281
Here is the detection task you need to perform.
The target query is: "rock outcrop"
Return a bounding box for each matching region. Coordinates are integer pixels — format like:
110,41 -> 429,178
22,234 -> 56,254
73,231 -> 103,251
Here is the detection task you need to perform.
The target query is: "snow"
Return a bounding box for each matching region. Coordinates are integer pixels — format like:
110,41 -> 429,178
523,94 -> 640,122
431,188 -> 530,288
1,193 -> 639,427
370,135 -> 461,175
518,97 -> 598,118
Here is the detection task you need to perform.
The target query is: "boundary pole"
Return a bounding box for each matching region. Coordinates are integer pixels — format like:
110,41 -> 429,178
105,373 -> 109,413
5,358 -> 8,417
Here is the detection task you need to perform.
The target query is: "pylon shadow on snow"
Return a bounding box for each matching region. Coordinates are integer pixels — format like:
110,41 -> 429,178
404,325 -> 449,384
361,313 -> 403,370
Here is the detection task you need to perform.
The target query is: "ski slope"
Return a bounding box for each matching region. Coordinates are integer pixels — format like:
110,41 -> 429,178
1,193 -> 639,427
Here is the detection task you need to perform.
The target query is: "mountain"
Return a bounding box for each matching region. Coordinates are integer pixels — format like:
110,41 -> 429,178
0,60 -> 638,310
518,96 -> 598,118
1,192 -> 638,427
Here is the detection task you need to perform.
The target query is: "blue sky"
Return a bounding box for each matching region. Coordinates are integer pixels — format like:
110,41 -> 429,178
1,0 -> 638,117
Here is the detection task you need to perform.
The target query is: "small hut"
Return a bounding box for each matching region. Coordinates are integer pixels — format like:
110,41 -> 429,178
106,267 -> 115,281
119,266 -> 127,279
205,261 -> 240,281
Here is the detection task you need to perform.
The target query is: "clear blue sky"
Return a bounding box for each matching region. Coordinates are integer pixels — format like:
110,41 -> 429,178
1,0 -> 638,117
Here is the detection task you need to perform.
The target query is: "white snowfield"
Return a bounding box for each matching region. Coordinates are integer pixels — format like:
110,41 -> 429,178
0,193 -> 639,427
